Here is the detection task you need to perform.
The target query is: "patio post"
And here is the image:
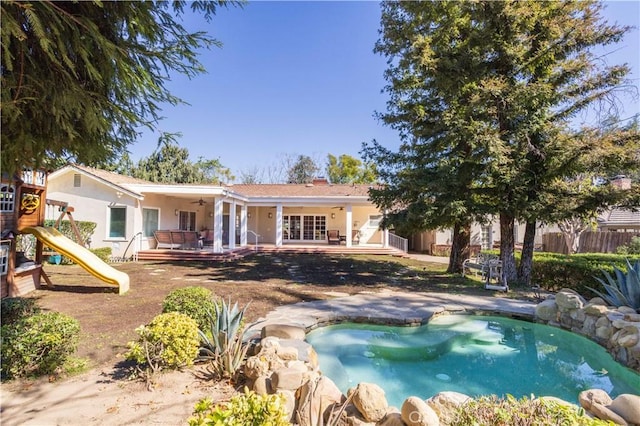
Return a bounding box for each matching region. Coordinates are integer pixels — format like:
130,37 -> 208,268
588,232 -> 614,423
275,203 -> 283,247
228,200 -> 236,249
240,205 -> 247,247
345,205 -> 353,247
213,197 -> 223,253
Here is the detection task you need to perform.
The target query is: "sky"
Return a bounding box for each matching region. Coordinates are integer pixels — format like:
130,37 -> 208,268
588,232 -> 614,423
130,1 -> 640,181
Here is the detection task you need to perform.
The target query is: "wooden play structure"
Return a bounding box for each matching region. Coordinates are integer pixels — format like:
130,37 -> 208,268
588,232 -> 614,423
1,169 -> 49,297
1,169 -> 129,297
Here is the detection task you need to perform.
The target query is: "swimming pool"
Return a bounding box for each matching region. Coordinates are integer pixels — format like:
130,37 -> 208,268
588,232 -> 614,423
306,315 -> 640,408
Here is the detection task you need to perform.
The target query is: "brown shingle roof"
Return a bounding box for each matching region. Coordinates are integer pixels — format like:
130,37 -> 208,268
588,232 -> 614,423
69,164 -> 154,186
226,183 -> 374,198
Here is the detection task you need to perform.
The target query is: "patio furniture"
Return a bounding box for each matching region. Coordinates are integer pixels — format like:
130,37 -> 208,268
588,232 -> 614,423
182,231 -> 200,250
327,229 -> 340,245
170,230 -> 186,249
352,230 -> 360,245
154,230 -> 181,249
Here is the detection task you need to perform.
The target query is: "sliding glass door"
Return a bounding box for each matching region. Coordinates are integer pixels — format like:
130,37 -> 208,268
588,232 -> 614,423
283,215 -> 326,242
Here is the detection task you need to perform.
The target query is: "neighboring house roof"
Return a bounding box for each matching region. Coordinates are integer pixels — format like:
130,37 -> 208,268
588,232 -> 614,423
599,208 -> 640,228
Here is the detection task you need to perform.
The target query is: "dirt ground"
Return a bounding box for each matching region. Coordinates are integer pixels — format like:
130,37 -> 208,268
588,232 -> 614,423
1,252 -> 536,425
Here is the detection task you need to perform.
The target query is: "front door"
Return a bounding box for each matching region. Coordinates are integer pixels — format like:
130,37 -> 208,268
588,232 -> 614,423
283,215 -> 326,242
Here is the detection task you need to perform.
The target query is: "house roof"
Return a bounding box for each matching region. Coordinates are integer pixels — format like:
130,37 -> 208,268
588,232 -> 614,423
48,165 -> 376,204
227,183 -> 373,198
600,208 -> 640,228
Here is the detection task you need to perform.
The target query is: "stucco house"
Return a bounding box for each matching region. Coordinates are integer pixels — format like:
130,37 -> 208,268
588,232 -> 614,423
46,165 -> 393,259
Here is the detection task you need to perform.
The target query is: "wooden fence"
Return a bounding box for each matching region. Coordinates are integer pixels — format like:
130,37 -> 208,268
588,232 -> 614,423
542,231 -> 640,254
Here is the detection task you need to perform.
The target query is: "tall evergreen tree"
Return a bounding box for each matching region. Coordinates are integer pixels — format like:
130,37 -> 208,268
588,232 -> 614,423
1,0 -> 240,175
367,0 -> 636,279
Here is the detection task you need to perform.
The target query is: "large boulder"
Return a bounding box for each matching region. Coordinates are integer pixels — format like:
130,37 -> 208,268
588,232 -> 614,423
555,289 -> 586,311
578,388 -> 613,411
535,298 -> 558,322
401,396 -> 439,426
609,394 -> 640,425
426,391 -> 471,424
589,402 -> 628,425
296,376 -> 345,426
348,383 -> 389,423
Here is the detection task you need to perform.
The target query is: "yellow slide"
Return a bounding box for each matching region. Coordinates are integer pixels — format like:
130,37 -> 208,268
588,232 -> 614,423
23,226 -> 130,295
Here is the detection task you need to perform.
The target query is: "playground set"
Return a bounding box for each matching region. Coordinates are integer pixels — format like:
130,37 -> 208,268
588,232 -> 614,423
1,169 -> 129,297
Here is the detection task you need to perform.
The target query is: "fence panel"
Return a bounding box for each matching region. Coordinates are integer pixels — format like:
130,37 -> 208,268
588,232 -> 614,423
542,231 -> 639,254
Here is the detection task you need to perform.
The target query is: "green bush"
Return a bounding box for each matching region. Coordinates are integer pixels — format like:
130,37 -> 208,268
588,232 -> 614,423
616,236 -> 640,255
43,219 -> 96,246
530,252 -> 640,297
450,395 -> 611,425
1,312 -> 80,379
162,286 -> 217,331
1,297 -> 40,325
126,312 -> 200,373
90,247 -> 112,263
188,388 -> 289,426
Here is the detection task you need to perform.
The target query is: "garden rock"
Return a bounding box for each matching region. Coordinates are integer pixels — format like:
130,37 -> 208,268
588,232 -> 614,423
271,367 -> 304,390
296,376 -> 344,426
535,298 -> 558,321
378,409 -> 404,426
349,382 -> 388,423
401,396 -> 439,426
261,324 -> 306,340
609,394 -> 640,425
555,289 -> 585,311
426,391 -> 471,423
252,374 -> 272,396
578,388 -> 613,410
276,389 -> 298,423
589,401 -> 628,425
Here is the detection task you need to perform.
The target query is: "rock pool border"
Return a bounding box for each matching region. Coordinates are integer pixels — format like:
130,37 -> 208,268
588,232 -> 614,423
244,290 -> 639,425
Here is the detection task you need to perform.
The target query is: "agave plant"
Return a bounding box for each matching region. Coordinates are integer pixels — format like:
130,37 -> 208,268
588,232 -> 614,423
588,259 -> 640,313
198,299 -> 250,379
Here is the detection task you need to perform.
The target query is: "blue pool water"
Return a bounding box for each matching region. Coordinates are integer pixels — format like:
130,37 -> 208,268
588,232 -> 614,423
305,315 -> 640,408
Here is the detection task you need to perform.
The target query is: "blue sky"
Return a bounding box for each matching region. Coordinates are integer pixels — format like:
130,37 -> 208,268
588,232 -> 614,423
130,1 -> 640,181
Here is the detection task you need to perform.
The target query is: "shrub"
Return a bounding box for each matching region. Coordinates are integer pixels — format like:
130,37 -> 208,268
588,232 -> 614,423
588,259 -> 640,312
126,312 -> 200,374
616,236 -> 640,255
449,395 -> 611,425
90,247 -> 112,263
162,286 -> 217,331
198,299 -> 249,380
188,388 -> 289,426
1,297 -> 40,325
530,252 -> 640,296
1,312 -> 80,379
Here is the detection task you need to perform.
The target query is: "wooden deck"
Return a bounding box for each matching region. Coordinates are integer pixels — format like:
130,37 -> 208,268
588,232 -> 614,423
136,244 -> 407,262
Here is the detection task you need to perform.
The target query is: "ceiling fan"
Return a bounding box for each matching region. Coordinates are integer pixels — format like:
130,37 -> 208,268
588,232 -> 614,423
191,198 -> 207,206
331,206 -> 344,211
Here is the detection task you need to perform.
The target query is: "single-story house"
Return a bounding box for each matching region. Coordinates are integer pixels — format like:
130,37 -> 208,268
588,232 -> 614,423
46,165 -> 392,258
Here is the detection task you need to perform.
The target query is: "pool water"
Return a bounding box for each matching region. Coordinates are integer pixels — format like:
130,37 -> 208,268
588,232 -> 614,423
305,315 -> 640,408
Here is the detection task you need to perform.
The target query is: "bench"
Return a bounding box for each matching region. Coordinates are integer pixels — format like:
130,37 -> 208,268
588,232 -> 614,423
154,230 -> 200,250
462,253 -> 508,291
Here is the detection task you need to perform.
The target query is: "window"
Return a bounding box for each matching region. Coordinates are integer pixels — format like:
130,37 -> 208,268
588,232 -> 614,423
74,174 -> 81,187
368,214 -> 382,228
179,211 -> 196,231
283,215 -> 325,241
142,208 -> 159,238
109,206 -> 126,238
0,184 -> 15,212
0,241 -> 10,276
481,225 -> 492,250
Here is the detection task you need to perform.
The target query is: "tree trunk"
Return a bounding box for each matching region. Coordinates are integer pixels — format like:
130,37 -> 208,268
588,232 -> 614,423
517,221 -> 537,286
499,212 -> 517,284
447,222 -> 471,274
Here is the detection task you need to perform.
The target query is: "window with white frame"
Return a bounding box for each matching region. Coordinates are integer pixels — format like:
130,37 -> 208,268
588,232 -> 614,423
179,211 -> 196,231
0,241 -> 10,276
368,214 -> 382,228
142,208 -> 159,238
481,225 -> 493,250
109,206 -> 126,238
0,184 -> 15,212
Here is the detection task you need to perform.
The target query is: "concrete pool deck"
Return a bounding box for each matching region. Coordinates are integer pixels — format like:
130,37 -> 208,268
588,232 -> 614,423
247,290 -> 537,336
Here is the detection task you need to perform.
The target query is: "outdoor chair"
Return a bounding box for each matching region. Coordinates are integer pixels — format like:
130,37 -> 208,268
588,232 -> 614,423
154,230 -> 181,249
182,231 -> 200,250
170,230 -> 186,248
327,229 -> 340,245
352,230 -> 360,245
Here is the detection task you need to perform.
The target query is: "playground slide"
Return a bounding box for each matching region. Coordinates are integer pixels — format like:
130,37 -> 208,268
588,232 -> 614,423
23,226 -> 130,295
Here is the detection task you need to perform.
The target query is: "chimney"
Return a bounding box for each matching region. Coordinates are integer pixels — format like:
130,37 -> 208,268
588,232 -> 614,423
312,177 -> 329,186
610,175 -> 631,190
